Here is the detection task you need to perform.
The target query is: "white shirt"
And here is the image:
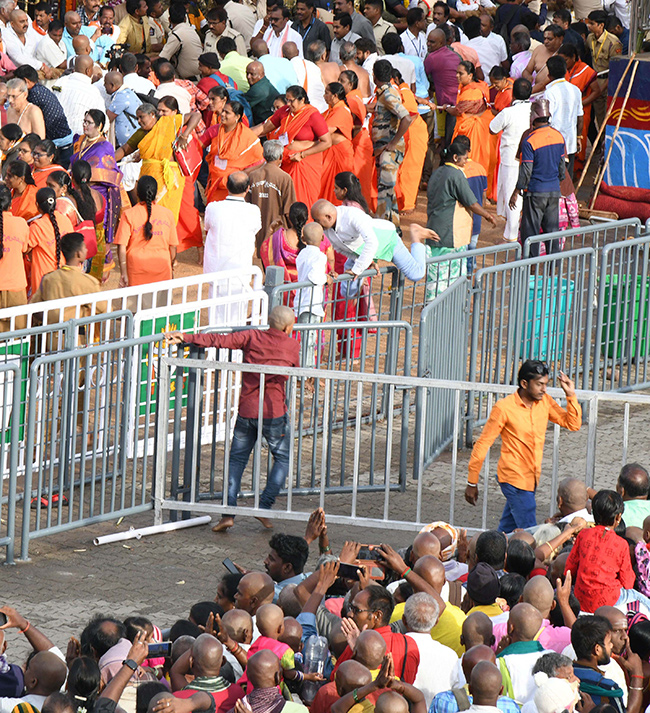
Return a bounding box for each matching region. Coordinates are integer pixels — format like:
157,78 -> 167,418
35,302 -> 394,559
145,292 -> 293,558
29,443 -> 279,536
406,633 -> 459,708
225,0 -> 256,43
400,28 -> 427,59
55,72 -> 107,136
545,77 -> 583,155
261,22 -> 303,57
0,694 -> 47,713
123,72 -> 157,96
289,56 -> 326,112
489,99 -> 532,166
467,33 -> 508,76
204,196 -> 261,274
498,649 -> 550,704
604,0 -> 630,27
35,33 -> 67,68
295,245 -> 328,318
154,82 -> 191,116
362,52 -> 378,92
382,53 -> 416,87
510,50 -> 532,79
4,23 -> 43,69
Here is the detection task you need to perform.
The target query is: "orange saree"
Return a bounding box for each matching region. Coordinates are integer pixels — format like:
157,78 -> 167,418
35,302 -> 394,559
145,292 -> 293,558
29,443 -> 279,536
347,89 -> 375,211
488,79 -> 513,201
452,81 -> 492,178
11,185 -> 39,221
206,122 -> 264,204
567,60 -> 597,172
320,101 -> 354,204
395,82 -> 428,213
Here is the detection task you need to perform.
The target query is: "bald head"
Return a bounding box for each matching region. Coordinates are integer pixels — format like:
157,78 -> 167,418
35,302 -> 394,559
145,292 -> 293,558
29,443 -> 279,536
9,8 -> 28,33
461,612 -> 494,650
72,34 -> 90,54
221,608 -> 253,644
283,41 -> 299,59
256,603 -> 284,638
311,199 -> 337,229
429,27 -> 446,43
523,575 -> 554,618
237,571 -> 275,615
25,652 -> 68,696
412,532 -> 441,563
353,629 -> 386,669
461,644 -> 497,682
268,305 -> 296,332
509,530 -> 535,546
247,650 -> 281,689
74,55 -> 94,76
191,633 -> 223,676
376,691 -> 408,713
557,477 -> 588,514
246,60 -> 265,85
469,661 -> 503,705
595,605 -> 626,627
64,10 -> 81,33
336,660 -> 372,696
302,222 -> 324,246
511,23 -> 530,39
104,70 -> 123,94
251,39 -> 269,57
508,602 -> 543,642
547,552 -> 569,585
618,463 -> 650,501
413,554 -> 446,593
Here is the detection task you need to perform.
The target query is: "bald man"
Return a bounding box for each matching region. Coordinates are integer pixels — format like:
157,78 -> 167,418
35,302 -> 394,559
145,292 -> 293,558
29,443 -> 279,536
283,40 -> 327,112
62,10 -> 98,58
431,645 -> 520,713
104,70 -> 142,146
469,660 -> 503,708
354,629 -> 387,670
311,200 -> 432,298
234,572 -> 276,630
243,60 -> 280,125
0,651 -> 67,713
313,658 -> 374,713
616,463 -> 650,528
551,477 -> 593,524
247,650 -> 311,710
4,9 -> 51,75
497,603 -> 550,704
492,576 -> 571,655
167,285 -> 299,533
170,633 -> 245,711
55,53 -> 106,135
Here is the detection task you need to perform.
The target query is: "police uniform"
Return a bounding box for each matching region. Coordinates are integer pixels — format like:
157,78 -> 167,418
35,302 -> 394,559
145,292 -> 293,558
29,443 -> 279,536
587,30 -> 622,126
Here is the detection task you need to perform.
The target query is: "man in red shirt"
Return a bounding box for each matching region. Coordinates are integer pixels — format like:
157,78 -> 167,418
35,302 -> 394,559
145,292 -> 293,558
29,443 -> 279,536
166,305 -> 300,533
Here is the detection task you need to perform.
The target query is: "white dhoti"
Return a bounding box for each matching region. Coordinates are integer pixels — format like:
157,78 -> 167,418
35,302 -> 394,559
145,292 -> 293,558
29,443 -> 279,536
497,163 -> 523,243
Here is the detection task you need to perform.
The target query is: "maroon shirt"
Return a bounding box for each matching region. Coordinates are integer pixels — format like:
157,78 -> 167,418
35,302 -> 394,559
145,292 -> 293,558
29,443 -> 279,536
424,46 -> 462,106
183,329 -> 300,419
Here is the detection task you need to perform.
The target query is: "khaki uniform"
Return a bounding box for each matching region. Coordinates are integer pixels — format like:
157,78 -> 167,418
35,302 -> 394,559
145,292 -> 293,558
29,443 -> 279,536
204,26 -> 248,56
372,17 -> 397,55
587,30 -> 622,127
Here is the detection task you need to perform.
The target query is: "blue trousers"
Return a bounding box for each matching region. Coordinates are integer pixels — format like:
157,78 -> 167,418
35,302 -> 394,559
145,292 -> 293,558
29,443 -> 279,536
226,414 -> 290,515
498,481 -> 537,532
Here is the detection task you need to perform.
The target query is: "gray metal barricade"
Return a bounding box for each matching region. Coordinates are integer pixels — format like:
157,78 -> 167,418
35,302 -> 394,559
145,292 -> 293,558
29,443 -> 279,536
415,276 -> 469,477
0,361 -> 20,563
523,219 -> 641,258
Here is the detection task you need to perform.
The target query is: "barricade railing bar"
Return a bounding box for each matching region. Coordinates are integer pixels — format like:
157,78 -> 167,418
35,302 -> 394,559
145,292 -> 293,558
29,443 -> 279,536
0,361 -> 20,564
154,359 -> 650,533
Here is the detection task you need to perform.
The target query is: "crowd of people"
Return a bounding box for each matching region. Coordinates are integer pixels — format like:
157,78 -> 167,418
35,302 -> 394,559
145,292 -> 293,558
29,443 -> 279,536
0,0 -> 637,328
6,469 -> 650,713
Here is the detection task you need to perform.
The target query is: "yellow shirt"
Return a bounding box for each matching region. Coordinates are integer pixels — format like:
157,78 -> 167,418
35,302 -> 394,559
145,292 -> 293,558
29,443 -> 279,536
468,603 -> 505,618
390,601 -> 466,657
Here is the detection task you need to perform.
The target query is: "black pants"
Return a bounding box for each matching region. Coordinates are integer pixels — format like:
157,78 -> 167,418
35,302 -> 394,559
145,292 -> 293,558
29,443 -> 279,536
520,192 -> 561,257
444,113 -> 456,147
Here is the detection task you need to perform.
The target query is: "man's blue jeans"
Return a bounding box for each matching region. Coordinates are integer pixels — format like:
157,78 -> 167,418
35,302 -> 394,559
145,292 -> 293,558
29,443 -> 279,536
498,481 -> 537,532
226,414 -> 291,514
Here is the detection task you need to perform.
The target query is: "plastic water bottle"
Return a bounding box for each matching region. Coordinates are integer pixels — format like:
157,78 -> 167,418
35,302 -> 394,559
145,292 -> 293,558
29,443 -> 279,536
301,635 -> 328,704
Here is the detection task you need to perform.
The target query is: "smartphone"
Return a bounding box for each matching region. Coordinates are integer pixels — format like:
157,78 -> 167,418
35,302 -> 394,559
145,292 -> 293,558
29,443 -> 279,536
222,558 -> 240,574
0,613 -> 6,626
337,562 -> 361,580
147,641 -> 172,657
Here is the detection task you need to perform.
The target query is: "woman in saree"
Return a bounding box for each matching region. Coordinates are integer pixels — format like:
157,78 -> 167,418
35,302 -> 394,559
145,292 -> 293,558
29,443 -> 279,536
116,99 -> 203,256
320,83 -> 354,205
392,68 -> 428,215
6,160 -> 39,221
487,67 -> 514,201
200,100 -> 263,204
253,85 -> 331,214
339,70 -> 375,213
32,140 -> 67,189
444,61 -> 492,178
70,109 -> 126,281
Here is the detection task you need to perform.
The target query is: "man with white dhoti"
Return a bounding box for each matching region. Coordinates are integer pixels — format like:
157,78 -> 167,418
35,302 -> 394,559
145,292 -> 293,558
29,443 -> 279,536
489,77 -> 532,243
204,171 -> 261,325
311,199 -> 433,297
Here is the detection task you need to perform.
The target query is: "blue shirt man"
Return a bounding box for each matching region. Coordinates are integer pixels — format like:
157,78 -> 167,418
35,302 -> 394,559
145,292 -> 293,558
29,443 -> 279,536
105,74 -> 142,147
62,25 -> 97,59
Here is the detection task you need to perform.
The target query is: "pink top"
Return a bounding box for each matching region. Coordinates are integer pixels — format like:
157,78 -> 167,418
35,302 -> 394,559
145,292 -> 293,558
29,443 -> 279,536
492,618 -> 572,654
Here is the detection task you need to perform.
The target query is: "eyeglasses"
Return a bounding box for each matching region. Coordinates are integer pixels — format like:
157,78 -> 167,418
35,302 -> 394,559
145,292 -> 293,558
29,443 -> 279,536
82,119 -> 96,125
348,604 -> 371,615
33,152 -> 46,158
17,147 -> 31,153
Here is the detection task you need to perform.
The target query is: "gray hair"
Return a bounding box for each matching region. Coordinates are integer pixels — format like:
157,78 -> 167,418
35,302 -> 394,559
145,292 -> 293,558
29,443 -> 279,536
137,102 -> 157,116
306,40 -> 326,62
339,41 -> 357,62
0,0 -> 16,10
403,592 -> 440,632
263,140 -> 284,163
6,78 -> 26,93
532,652 -> 574,677
533,523 -> 561,547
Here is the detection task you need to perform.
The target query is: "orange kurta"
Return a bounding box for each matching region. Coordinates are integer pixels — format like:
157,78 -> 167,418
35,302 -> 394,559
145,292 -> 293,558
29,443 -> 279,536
321,101 -> 355,204
347,89 -> 375,210
113,202 -> 178,286
206,122 -> 264,204
567,60 -> 597,171
0,212 -> 29,292
28,210 -> 75,293
395,82 -> 428,213
488,79 -> 514,200
452,81 -> 492,179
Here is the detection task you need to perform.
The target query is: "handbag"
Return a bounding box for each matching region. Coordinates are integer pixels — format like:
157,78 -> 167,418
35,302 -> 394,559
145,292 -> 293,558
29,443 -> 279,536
173,131 -> 202,177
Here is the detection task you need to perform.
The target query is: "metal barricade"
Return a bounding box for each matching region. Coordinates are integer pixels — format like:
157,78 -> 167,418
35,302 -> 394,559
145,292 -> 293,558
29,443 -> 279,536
523,219 -> 641,258
415,277 -> 468,476
593,236 -> 650,391
0,362 -> 20,563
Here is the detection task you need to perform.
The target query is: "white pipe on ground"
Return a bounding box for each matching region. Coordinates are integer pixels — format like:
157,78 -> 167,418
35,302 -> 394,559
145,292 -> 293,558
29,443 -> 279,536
93,515 -> 212,546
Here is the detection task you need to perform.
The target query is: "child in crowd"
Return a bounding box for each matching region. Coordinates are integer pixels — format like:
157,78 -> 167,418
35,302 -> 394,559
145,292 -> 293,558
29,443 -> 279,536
565,489 -> 650,613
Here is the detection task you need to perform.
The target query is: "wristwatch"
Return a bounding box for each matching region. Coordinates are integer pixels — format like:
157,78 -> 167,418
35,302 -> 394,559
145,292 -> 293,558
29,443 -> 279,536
123,659 -> 139,671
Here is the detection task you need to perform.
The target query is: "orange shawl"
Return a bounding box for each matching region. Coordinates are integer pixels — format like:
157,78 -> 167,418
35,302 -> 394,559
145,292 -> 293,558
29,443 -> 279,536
453,81 -> 492,177
346,89 -> 376,211
320,101 -> 354,204
33,164 -> 67,190
11,184 -> 39,221
395,82 -> 428,213
206,122 -> 263,203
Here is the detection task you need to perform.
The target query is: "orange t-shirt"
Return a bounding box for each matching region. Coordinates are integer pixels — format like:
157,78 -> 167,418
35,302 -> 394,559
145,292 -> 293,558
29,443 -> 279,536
28,211 -> 75,293
114,202 -> 178,287
0,213 -> 29,292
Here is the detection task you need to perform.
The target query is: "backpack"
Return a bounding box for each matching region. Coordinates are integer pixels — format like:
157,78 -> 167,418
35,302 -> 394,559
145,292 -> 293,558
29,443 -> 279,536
451,688 -> 471,711
209,73 -> 254,126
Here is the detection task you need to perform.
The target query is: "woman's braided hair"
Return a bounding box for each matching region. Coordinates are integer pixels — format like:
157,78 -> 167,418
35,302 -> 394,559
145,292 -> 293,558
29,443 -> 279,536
137,175 -> 158,240
289,202 -> 309,252
36,187 -> 62,267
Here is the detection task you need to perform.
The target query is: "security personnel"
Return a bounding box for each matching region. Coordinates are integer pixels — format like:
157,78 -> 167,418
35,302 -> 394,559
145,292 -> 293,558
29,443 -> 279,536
585,10 -> 622,127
